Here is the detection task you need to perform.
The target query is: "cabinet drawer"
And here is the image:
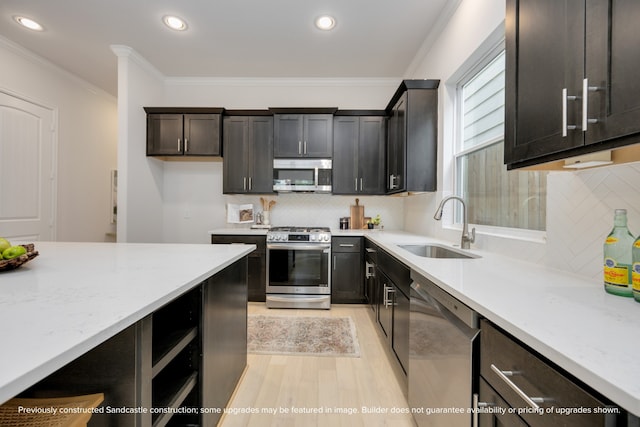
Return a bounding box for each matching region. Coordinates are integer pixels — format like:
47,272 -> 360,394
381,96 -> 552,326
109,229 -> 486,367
480,320 -> 617,427
211,235 -> 265,253
332,237 -> 362,253
377,248 -> 410,296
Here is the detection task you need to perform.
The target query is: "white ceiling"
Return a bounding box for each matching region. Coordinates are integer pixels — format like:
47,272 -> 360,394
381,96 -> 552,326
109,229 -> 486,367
0,0 -> 455,96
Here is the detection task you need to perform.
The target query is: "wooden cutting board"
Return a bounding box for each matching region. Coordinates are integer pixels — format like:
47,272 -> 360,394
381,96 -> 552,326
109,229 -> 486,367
350,198 -> 365,229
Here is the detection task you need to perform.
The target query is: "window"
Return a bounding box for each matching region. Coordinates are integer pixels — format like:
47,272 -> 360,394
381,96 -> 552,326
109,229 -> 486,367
454,49 -> 547,232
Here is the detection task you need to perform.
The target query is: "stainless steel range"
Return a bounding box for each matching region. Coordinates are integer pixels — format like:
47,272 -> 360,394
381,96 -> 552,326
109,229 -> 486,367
266,226 -> 331,309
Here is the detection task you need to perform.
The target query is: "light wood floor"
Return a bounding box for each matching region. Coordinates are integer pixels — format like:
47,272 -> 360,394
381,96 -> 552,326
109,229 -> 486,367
219,303 -> 416,427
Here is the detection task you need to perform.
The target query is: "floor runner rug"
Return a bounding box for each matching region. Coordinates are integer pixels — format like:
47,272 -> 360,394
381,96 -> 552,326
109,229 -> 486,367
247,314 -> 360,357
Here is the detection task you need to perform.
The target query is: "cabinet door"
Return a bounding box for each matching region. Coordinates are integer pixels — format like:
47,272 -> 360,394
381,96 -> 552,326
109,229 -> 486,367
365,256 -> 377,312
332,116 -> 359,194
585,0 -> 640,145
392,285 -> 409,374
202,258 -> 247,427
184,114 -> 221,156
303,114 -> 333,157
331,237 -> 364,303
387,94 -> 406,192
359,116 -> 386,194
332,252 -> 364,303
210,235 -> 266,302
247,116 -> 274,193
147,113 -> 183,156
377,269 -> 394,342
504,0 -> 585,165
274,114 -> 304,157
222,117 -> 249,193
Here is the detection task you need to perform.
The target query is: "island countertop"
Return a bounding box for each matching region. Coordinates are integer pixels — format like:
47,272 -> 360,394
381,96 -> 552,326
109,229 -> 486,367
0,241 -> 255,405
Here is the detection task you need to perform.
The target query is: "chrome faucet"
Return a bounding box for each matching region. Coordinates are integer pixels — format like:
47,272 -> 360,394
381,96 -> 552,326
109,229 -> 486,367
433,196 -> 476,249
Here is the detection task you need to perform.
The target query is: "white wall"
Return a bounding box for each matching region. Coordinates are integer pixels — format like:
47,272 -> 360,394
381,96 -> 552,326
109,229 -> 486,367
113,46 -> 165,243
402,0 -> 640,282
0,36 -> 117,242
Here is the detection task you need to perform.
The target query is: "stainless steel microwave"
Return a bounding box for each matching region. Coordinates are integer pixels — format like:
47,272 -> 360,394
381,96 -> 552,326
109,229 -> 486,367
273,159 -> 332,193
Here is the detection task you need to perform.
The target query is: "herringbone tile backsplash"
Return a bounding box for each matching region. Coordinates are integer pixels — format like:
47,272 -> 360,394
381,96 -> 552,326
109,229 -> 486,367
546,162 -> 640,281
224,193 -> 404,231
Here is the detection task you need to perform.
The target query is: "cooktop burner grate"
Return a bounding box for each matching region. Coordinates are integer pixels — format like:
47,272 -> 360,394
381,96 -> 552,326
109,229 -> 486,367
269,226 -> 330,233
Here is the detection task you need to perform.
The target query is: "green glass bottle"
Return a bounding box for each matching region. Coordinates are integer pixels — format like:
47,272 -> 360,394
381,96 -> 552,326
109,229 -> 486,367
603,209 -> 634,297
632,234 -> 640,302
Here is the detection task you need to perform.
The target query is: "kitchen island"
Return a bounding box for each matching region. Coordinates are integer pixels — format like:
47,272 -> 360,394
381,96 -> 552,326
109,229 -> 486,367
0,241 -> 254,426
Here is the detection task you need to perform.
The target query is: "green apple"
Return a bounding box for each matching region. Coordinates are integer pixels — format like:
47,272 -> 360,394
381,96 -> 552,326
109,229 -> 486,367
2,245 -> 26,260
0,237 -> 10,253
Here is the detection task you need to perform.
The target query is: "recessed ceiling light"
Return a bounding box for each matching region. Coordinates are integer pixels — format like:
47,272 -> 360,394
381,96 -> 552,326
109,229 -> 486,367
163,15 -> 188,31
14,16 -> 44,31
315,15 -> 336,31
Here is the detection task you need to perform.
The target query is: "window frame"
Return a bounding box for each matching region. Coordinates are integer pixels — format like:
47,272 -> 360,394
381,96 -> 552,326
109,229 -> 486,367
446,43 -> 547,243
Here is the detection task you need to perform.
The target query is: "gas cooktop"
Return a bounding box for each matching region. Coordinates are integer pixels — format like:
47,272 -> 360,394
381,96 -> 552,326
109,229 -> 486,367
268,226 -> 330,233
267,226 -> 331,243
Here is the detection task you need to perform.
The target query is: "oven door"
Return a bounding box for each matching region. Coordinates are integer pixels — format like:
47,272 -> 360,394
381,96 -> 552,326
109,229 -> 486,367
266,243 -> 331,294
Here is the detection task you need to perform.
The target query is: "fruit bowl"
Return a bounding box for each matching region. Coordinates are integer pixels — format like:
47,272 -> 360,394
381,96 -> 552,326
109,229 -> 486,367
0,244 -> 39,271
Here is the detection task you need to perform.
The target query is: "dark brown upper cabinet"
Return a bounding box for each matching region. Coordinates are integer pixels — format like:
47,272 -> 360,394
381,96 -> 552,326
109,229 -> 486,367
145,107 -> 223,157
333,112 -> 387,195
271,108 -> 336,158
385,80 -> 439,193
223,113 -> 274,194
505,0 -> 640,169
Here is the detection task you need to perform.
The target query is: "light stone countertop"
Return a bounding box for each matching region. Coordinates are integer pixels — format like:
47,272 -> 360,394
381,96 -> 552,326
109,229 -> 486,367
364,231 -> 639,417
0,241 -> 255,405
201,228 -> 639,414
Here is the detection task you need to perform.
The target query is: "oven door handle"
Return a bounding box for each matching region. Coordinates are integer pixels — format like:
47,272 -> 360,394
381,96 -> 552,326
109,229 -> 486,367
267,243 -> 331,251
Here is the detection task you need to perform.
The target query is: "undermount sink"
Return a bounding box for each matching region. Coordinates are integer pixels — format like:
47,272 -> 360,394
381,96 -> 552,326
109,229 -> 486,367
397,244 -> 479,259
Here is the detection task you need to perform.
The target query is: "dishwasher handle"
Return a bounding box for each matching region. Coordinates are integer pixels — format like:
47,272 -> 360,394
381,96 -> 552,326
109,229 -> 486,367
411,280 -> 478,329
411,281 -> 479,340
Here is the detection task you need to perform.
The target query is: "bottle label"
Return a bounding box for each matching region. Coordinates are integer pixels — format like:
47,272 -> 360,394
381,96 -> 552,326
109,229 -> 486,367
604,258 -> 631,287
633,263 -> 640,292
605,237 -> 619,245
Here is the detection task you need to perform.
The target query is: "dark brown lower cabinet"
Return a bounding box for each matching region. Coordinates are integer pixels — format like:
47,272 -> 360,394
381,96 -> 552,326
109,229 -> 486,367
331,237 -> 365,303
478,320 -> 625,427
211,234 -> 266,302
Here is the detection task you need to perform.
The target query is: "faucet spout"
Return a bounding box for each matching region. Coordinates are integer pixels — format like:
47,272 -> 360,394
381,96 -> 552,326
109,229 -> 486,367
433,196 -> 476,249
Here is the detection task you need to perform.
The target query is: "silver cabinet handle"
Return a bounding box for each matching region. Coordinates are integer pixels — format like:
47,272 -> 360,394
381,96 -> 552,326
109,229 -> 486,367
298,141 -> 302,154
248,177 -> 252,190
360,178 -> 363,191
339,243 -> 355,247
333,255 -> 336,270
355,178 -> 358,192
303,141 -> 307,154
490,364 -> 546,409
184,138 -> 189,152
243,177 -> 247,191
365,262 -> 375,279
582,78 -> 599,132
383,284 -> 396,307
177,138 -> 182,152
389,174 -> 398,190
472,393 -> 494,427
562,88 -> 578,137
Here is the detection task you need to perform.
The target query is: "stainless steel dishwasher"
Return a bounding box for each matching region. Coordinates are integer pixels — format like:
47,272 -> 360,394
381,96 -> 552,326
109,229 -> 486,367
409,272 -> 480,427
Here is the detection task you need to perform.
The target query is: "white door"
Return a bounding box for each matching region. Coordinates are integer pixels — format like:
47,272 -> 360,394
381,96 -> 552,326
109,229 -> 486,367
0,91 -> 56,241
